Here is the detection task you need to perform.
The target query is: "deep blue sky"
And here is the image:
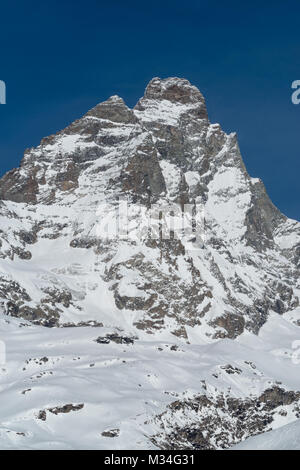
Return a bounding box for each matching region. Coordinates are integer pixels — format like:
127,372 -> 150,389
0,0 -> 299,219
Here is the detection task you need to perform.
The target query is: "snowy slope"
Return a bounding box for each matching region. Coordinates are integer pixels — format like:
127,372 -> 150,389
0,312 -> 300,449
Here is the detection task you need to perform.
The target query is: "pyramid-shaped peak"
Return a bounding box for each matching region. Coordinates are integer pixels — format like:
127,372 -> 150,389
105,94 -> 126,104
143,76 -> 206,105
86,94 -> 137,124
135,77 -> 208,120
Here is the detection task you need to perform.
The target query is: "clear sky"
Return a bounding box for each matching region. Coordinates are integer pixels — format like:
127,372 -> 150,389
0,0 -> 299,219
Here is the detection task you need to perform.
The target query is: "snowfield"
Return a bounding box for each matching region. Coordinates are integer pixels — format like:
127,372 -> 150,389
231,419 -> 300,450
0,311 -> 300,449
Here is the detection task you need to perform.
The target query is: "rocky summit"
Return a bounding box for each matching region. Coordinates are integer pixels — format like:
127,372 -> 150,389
0,77 -> 300,450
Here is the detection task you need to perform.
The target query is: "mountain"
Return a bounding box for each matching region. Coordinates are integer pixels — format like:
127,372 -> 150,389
0,77 -> 300,449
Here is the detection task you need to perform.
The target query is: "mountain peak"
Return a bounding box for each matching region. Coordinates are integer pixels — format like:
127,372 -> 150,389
86,94 -> 136,123
144,76 -> 205,104
135,76 -> 208,120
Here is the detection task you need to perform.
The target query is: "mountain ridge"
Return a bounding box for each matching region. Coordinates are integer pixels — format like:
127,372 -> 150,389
0,76 -> 298,338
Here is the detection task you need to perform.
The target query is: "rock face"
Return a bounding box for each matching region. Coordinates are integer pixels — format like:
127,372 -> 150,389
0,76 -> 299,341
151,386 -> 300,450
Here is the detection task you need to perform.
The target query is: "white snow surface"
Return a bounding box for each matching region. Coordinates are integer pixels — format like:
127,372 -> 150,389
0,312 -> 299,449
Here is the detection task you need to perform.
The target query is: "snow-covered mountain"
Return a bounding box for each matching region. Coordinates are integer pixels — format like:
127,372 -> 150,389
0,77 -> 300,449
231,417 -> 300,450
